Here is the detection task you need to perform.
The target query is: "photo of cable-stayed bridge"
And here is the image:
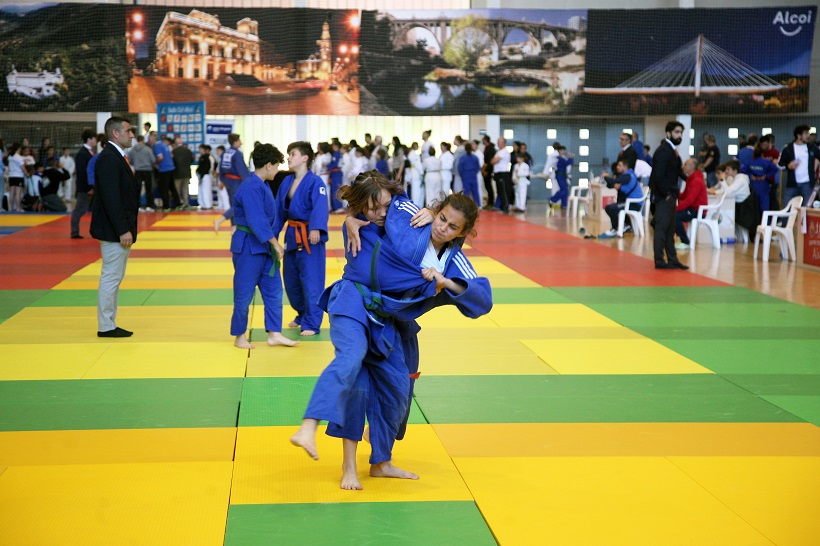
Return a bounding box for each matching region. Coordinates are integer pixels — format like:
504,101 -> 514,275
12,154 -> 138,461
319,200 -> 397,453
578,7 -> 816,115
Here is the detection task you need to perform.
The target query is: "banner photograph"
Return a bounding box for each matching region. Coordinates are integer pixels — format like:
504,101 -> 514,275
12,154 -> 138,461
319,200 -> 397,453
0,3 -> 128,112
581,7 -> 816,115
125,6 -> 360,115
359,9 -> 588,116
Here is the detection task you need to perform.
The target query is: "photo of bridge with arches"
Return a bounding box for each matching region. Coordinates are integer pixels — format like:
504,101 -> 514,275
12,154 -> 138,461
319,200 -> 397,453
359,9 -> 587,116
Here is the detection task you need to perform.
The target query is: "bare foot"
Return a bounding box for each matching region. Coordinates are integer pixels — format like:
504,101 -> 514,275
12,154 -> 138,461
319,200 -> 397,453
288,320 -> 300,328
340,467 -> 363,490
213,219 -> 222,234
370,461 -> 419,480
234,334 -> 254,349
290,421 -> 319,460
300,330 -> 317,337
267,332 -> 299,347
362,426 -> 371,444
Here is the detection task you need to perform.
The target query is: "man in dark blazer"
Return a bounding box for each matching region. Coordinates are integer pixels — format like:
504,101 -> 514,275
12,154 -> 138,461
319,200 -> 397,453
70,128 -> 97,238
90,116 -> 138,337
617,132 -> 638,170
649,121 -> 688,270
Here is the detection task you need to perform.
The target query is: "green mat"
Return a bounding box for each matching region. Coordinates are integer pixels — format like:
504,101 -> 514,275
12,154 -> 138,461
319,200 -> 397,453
0,290 -> 49,322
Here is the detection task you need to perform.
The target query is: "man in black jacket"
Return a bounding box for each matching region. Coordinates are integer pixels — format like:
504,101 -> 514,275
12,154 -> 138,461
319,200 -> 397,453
70,129 -> 97,238
90,116 -> 138,337
649,121 -> 688,270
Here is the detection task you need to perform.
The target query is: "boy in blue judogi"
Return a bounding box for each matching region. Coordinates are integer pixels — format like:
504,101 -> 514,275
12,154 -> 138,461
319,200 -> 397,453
273,142 -> 330,336
229,143 -> 299,350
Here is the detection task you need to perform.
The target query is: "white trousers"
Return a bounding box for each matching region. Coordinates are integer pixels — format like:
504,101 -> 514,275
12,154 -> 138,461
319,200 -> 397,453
452,173 -> 463,194
441,171 -> 453,195
98,241 -> 130,332
515,178 -> 530,211
217,186 -> 230,211
424,172 -> 442,206
199,174 -> 213,209
410,174 -> 424,208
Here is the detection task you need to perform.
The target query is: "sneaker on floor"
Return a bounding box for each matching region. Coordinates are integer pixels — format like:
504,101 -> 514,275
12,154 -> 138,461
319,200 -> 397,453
145,207 -> 155,212
675,242 -> 689,250
623,224 -> 632,233
598,229 -> 618,239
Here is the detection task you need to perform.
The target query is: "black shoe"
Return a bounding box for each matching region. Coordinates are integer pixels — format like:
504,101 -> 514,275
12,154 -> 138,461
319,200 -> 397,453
669,262 -> 690,270
71,234 -> 83,239
655,262 -> 676,269
97,327 -> 133,338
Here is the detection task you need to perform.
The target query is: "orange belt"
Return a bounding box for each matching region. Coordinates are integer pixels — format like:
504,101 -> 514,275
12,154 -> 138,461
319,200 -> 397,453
409,372 -> 421,379
223,173 -> 241,180
287,220 -> 311,253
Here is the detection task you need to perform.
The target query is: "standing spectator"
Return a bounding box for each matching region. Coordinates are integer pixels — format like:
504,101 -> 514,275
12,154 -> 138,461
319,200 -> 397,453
649,121 -> 688,270
631,132 -> 646,161
616,132 -> 638,170
518,142 -> 533,166
172,136 -> 193,210
451,136 -> 466,194
214,133 -> 251,231
440,142 -> 454,194
778,124 -> 818,206
329,141 -> 346,213
737,134 -> 757,171
423,147 -> 442,205
481,135 -> 496,209
548,145 -> 573,209
458,142 -> 481,205
71,130 -> 97,238
127,135 -> 156,211
701,134 -> 721,188
38,137 -> 51,165
90,116 -> 138,338
420,129 -> 433,159
390,136 -> 405,185
215,145 -> 230,211
491,136 -> 512,213
58,147 -> 75,204
7,144 -> 27,212
644,145 -> 653,166
406,142 -> 424,207
511,152 -> 530,213
142,121 -> 152,137
374,148 -> 391,177
196,144 -> 216,210
149,132 -> 175,212
674,158 -> 708,250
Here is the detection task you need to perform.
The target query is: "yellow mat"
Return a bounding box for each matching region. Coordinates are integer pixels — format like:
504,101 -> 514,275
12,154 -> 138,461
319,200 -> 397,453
0,428 -> 237,466
245,341 -> 334,377
53,277 -> 234,290
417,326 -> 645,341
433,423 -> 820,457
521,338 -> 713,374
415,305 -> 499,329
453,456 -> 773,545
230,425 -> 473,504
0,215 -> 60,226
487,303 -> 623,328
82,342 -> 247,379
0,343 -> 109,380
670,456 -> 820,546
417,338 -> 558,375
0,461 -> 232,546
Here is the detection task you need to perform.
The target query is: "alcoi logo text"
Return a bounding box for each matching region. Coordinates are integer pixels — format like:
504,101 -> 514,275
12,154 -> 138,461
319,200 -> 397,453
773,10 -> 812,37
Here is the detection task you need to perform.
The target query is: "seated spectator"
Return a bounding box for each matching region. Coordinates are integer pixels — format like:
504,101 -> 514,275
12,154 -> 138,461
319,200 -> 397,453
675,158 -> 708,250
710,160 -> 755,237
598,159 -> 644,238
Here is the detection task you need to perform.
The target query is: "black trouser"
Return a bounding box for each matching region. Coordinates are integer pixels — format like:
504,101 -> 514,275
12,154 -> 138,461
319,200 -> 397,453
493,171 -> 512,212
652,195 -> 678,265
70,191 -> 92,237
135,170 -> 154,208
156,170 -> 179,210
675,207 -> 698,245
482,169 -> 495,207
605,201 -> 641,231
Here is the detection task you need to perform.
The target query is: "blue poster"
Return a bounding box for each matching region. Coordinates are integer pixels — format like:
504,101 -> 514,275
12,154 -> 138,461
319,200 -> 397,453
156,100 -> 206,152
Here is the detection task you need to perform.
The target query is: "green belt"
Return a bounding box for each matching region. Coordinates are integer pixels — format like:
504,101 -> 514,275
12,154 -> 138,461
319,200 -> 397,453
236,225 -> 280,276
353,239 -> 389,318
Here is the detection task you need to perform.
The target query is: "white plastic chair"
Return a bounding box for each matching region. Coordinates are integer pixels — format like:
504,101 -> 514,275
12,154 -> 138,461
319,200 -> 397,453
753,196 -> 803,262
689,194 -> 726,249
569,185 -> 589,217
617,186 -> 651,237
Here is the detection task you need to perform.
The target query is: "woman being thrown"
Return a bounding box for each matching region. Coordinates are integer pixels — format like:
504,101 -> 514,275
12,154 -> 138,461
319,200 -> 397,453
290,171 -> 492,488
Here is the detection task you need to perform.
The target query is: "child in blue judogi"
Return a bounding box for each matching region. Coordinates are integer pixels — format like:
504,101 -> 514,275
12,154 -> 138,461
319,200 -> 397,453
229,144 -> 298,350
273,142 -> 330,336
